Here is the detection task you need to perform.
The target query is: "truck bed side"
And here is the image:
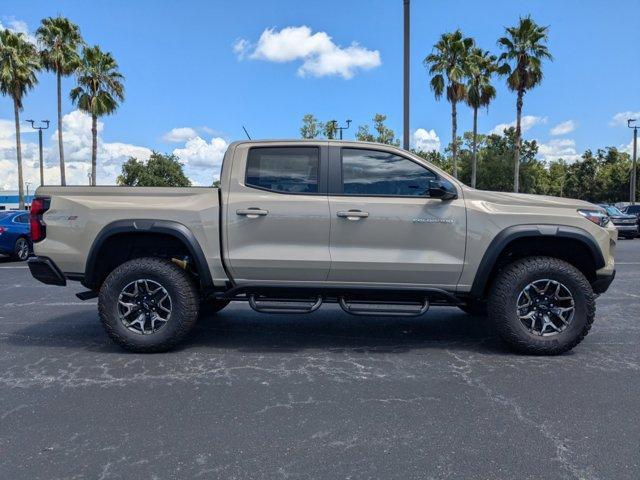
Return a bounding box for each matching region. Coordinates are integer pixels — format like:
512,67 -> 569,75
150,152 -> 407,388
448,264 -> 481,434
33,186 -> 227,287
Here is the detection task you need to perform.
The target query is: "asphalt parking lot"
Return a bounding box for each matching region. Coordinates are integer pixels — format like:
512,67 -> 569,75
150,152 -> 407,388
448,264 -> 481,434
0,241 -> 639,480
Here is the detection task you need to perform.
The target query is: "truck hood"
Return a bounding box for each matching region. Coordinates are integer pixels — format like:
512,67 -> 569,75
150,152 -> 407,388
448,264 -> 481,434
463,188 -> 599,210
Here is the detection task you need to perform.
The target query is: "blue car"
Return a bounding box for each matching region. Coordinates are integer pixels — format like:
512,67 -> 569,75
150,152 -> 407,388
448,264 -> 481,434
0,211 -> 31,261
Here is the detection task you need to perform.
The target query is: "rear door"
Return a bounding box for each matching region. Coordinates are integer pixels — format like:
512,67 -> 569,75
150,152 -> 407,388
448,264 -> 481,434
327,146 -> 466,288
224,143 -> 331,282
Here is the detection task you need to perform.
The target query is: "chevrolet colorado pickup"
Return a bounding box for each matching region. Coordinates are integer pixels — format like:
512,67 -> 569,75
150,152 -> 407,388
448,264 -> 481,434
27,140 -> 617,354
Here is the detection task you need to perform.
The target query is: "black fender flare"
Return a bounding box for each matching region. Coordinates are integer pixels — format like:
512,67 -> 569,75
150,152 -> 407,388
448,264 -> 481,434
84,219 -> 213,289
469,224 -> 605,297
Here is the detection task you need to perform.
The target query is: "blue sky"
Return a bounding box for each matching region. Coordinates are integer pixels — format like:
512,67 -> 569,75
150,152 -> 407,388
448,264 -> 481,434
1,0 -> 639,187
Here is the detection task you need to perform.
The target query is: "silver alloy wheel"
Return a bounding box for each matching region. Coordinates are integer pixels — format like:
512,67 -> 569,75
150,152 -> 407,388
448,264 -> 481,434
15,238 -> 29,261
516,279 -> 575,336
117,279 -> 172,335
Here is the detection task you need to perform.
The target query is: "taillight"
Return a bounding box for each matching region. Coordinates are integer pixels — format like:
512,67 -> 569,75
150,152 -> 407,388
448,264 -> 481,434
0,227 -> 5,234
30,197 -> 50,242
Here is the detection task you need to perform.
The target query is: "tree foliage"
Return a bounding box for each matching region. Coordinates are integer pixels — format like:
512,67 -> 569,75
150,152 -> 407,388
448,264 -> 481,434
424,30 -> 474,178
497,16 -> 552,192
70,45 -> 124,185
37,16 -> 85,185
355,114 -> 399,145
300,114 -> 320,139
117,152 -> 191,187
0,30 -> 41,209
414,128 -> 638,203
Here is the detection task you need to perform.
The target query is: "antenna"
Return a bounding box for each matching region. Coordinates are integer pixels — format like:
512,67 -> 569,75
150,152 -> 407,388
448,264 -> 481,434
242,126 -> 252,140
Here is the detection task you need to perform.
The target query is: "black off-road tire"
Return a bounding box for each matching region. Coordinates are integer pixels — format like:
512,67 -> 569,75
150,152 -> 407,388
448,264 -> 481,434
488,256 -> 596,355
458,299 -> 487,317
98,257 -> 199,352
199,299 -> 230,317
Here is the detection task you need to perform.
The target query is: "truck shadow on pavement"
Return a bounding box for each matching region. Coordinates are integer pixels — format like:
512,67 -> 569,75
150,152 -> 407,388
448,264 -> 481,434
6,305 -> 513,355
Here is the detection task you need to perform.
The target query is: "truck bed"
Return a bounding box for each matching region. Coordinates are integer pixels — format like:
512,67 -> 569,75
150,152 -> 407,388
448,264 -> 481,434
33,186 -> 227,286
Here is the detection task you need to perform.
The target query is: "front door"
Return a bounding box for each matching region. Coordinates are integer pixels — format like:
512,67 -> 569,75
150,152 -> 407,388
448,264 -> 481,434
225,144 -> 331,283
327,147 -> 466,289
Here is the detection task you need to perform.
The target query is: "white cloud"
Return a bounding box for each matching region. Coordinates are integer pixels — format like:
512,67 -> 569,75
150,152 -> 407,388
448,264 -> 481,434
490,115 -> 547,135
538,138 -> 581,163
172,136 -> 229,185
235,25 -> 381,79
411,128 -> 440,152
2,112 -> 230,189
232,38 -> 251,59
1,110 -> 151,189
0,18 -> 37,44
550,120 -> 576,136
610,111 -> 640,127
162,127 -> 199,143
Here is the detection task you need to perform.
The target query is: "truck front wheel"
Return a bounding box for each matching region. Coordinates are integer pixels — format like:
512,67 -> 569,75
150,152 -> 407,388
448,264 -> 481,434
98,257 -> 199,352
488,256 -> 596,355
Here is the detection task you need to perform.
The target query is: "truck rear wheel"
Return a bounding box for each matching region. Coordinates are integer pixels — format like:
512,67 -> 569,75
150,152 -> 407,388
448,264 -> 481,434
488,256 -> 595,355
98,257 -> 199,352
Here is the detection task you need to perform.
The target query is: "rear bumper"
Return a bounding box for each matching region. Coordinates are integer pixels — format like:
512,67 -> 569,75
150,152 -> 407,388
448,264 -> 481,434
27,256 -> 66,286
591,270 -> 615,295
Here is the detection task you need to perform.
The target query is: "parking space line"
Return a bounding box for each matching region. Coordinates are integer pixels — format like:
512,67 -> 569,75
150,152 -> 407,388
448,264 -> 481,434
0,266 -> 28,269
617,262 -> 640,265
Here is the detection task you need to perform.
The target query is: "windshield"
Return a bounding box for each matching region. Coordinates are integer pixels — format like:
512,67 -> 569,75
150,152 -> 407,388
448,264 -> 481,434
0,212 -> 13,221
604,206 -> 623,216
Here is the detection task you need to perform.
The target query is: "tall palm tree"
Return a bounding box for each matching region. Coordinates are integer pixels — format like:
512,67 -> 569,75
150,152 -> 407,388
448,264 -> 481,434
0,30 -> 41,209
424,30 -> 474,178
465,48 -> 497,188
497,16 -> 552,192
37,16 -> 84,186
70,45 -> 124,186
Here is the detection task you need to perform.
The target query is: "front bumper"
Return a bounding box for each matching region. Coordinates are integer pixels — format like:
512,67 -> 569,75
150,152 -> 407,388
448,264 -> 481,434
27,256 -> 66,286
613,224 -> 638,235
591,270 -> 615,295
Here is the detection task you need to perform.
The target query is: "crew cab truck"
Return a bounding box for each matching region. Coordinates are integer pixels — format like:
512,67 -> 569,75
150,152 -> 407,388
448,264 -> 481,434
27,140 -> 617,354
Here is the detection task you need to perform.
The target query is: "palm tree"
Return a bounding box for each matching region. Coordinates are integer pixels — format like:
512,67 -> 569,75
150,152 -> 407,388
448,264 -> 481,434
0,30 -> 41,209
465,48 -> 497,188
497,16 -> 552,192
70,45 -> 124,186
37,16 -> 84,186
424,30 -> 474,178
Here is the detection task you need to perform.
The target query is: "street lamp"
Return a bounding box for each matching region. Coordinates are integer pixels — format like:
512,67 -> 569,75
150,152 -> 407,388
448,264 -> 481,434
335,119 -> 352,140
628,119 -> 638,205
403,0 -> 410,150
25,181 -> 31,206
25,119 -> 50,187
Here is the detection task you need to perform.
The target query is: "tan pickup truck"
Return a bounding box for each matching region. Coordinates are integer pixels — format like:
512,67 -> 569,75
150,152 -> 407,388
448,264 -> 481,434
27,140 -> 617,354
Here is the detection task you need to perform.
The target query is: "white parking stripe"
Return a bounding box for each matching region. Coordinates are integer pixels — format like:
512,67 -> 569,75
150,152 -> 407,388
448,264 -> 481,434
617,262 -> 640,265
0,266 -> 28,269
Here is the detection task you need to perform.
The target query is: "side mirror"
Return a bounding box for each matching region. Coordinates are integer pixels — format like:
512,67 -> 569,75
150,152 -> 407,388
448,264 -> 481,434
427,180 -> 458,200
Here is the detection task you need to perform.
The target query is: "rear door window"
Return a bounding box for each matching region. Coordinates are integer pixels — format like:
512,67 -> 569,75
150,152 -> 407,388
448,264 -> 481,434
246,147 -> 319,194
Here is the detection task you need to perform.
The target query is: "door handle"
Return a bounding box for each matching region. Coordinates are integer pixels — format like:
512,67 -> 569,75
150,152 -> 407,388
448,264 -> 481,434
236,208 -> 269,218
337,210 -> 369,220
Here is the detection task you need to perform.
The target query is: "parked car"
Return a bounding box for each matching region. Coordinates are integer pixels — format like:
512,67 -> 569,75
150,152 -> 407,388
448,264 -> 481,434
28,140 -> 617,355
622,204 -> 640,229
0,210 -> 31,260
598,204 -> 638,239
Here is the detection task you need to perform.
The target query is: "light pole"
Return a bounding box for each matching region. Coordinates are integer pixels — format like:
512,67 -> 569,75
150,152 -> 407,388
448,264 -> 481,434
335,119 -> 352,140
403,0 -> 410,150
629,119 -> 638,205
26,119 -> 50,187
25,181 -> 31,206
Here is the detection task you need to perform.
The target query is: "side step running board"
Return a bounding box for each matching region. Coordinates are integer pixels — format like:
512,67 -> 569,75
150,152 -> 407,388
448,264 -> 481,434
248,295 -> 323,314
338,297 -> 430,317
